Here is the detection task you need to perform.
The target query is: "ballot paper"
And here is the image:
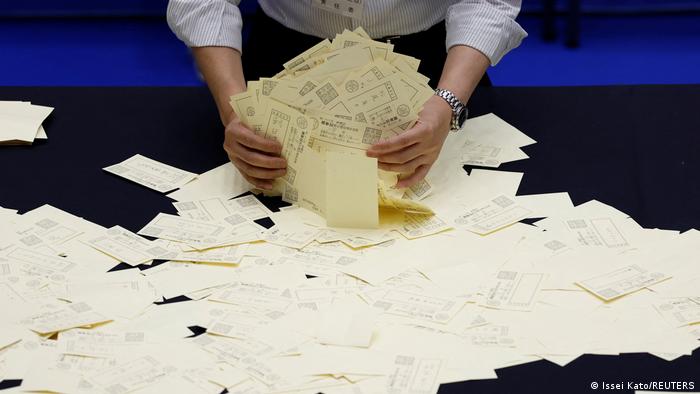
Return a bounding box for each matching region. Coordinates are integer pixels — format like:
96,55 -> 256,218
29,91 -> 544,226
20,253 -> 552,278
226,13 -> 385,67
0,101 -> 54,145
138,213 -> 230,249
318,298 -> 378,347
20,301 -> 111,335
57,328 -> 148,358
3,247 -> 78,280
653,298 -> 700,327
460,113 -> 536,168
453,194 -> 532,235
576,264 -> 671,301
326,151 -> 378,228
364,288 -> 463,324
174,195 -> 273,224
479,271 -> 545,311
85,226 -> 174,265
103,154 -> 197,193
88,356 -> 170,393
167,162 -> 251,202
387,354 -> 443,394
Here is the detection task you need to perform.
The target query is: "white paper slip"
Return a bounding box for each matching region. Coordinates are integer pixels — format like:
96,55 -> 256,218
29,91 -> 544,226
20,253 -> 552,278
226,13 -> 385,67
461,144 -> 528,168
367,288 -> 463,324
85,226 -> 174,265
103,154 -> 196,193
262,225 -> 321,250
479,271 -> 545,311
514,192 -> 574,219
395,212 -> 452,240
167,162 -> 251,202
454,194 -> 532,235
138,213 -> 228,248
3,247 -> 78,280
88,356 -> 169,394
58,328 -> 148,358
226,195 -> 273,220
173,195 -> 272,223
209,281 -> 294,315
318,298 -> 378,348
387,354 -> 443,394
562,217 -> 632,248
172,244 -> 248,264
0,101 -> 54,144
462,324 -> 517,347
20,301 -> 111,335
652,298 -> 700,327
576,264 -> 671,301
206,306 -> 271,339
461,113 -> 536,149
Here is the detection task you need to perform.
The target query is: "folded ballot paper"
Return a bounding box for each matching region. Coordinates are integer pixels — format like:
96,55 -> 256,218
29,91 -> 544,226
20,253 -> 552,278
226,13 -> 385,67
0,101 -> 54,145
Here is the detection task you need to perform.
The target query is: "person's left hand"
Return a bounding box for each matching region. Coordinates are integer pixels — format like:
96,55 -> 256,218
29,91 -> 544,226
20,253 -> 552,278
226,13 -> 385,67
366,95 -> 453,188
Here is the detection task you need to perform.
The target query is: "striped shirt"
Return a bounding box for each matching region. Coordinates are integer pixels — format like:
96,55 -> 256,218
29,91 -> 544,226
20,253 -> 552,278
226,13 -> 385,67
166,0 -> 527,65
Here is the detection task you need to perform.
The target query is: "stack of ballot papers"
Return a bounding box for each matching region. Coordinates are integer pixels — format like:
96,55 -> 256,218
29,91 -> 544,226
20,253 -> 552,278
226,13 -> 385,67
2,110 -> 699,393
0,101 -> 54,145
229,27 -> 436,228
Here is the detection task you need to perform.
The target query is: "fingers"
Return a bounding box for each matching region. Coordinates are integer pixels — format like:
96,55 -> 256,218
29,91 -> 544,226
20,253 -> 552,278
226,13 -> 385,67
378,155 -> 426,174
231,157 -> 286,180
240,171 -> 274,191
396,164 -> 431,188
230,142 -> 287,169
366,123 -> 425,157
376,143 -> 424,165
223,120 -> 287,190
228,122 -> 282,155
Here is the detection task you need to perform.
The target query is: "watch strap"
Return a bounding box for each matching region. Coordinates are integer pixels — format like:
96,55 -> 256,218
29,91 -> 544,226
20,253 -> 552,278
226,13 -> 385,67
434,88 -> 466,131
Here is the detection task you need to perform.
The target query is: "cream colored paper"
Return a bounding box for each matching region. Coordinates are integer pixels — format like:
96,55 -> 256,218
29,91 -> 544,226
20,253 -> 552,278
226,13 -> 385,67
325,151 -> 378,228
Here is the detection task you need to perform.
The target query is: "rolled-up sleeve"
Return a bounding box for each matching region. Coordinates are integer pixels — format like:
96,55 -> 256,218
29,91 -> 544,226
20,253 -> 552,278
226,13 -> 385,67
166,0 -> 243,52
445,0 -> 527,65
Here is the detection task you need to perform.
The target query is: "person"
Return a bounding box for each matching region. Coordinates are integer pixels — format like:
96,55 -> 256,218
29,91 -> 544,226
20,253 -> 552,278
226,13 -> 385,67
167,1 -> 526,190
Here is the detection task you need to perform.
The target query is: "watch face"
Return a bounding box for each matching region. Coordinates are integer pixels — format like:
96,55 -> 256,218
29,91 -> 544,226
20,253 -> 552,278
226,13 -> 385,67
458,108 -> 468,127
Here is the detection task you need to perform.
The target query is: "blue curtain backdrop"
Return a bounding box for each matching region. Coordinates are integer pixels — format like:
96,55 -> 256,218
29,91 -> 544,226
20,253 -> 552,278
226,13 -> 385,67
1,0 -> 699,17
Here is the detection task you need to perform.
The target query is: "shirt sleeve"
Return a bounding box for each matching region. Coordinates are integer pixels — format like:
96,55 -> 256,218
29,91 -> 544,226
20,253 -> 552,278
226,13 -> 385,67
445,0 -> 527,65
166,0 -> 244,52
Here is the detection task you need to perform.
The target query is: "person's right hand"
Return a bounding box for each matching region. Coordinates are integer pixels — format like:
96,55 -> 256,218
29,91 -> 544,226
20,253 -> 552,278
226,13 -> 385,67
223,118 -> 287,190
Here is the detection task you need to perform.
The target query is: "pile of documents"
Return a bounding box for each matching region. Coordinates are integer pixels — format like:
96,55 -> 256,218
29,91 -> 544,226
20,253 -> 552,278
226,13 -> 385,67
0,101 -> 54,145
1,108 -> 699,393
230,27 -> 435,228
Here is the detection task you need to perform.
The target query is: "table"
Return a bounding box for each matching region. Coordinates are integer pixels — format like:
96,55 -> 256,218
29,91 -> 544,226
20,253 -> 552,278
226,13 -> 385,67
1,85 -> 698,393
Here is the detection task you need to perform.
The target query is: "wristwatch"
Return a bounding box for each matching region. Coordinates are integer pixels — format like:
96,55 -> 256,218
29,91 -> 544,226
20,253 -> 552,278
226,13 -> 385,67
434,88 -> 468,131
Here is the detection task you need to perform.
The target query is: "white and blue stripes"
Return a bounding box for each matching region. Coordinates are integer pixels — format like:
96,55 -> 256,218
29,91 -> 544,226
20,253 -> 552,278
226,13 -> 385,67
166,0 -> 527,65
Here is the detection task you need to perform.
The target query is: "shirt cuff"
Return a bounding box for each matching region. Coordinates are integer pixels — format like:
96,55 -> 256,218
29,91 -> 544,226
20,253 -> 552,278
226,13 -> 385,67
166,0 -> 243,52
445,3 -> 527,65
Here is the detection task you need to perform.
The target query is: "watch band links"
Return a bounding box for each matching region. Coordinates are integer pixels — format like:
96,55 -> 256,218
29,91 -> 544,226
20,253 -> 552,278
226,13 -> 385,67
434,88 -> 466,131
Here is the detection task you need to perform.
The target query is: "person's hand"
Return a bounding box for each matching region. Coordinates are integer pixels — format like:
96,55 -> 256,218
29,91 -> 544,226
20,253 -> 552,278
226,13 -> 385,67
366,95 -> 452,188
223,117 -> 287,190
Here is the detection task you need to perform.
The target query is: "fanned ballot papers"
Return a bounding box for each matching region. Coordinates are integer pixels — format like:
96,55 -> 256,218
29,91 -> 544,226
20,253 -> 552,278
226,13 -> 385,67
3,26 -> 700,394
0,101 -> 53,145
229,27 -> 435,228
